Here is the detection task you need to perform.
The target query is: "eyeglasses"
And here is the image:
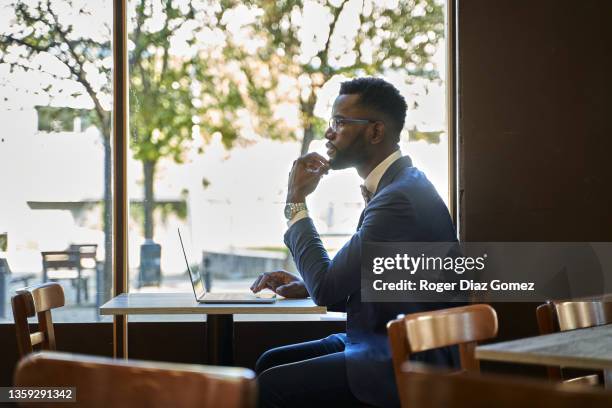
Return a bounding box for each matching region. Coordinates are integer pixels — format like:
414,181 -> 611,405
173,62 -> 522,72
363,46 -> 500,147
328,117 -> 376,132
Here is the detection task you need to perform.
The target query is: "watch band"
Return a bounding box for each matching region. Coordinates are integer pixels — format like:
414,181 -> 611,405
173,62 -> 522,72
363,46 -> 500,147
284,202 -> 307,220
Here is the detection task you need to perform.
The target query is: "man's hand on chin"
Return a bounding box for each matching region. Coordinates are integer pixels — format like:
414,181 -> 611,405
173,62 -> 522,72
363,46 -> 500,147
286,152 -> 330,203
250,270 -> 309,298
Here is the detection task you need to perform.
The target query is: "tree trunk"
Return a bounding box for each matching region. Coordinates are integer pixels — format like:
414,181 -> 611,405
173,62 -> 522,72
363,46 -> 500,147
300,98 -> 317,156
143,160 -> 156,241
301,124 -> 315,156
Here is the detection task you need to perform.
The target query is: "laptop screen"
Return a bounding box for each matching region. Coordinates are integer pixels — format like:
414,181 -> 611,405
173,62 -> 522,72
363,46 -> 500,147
178,228 -> 206,300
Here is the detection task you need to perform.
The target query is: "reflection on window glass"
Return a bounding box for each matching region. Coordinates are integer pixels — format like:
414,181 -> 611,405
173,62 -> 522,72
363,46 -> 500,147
127,0 -> 448,305
0,0 -> 113,322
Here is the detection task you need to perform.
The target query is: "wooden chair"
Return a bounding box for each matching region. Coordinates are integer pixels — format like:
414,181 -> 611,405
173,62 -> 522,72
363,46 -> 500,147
68,243 -> 99,304
11,282 -> 65,357
401,363 -> 612,408
536,300 -> 612,385
14,351 -> 257,408
387,304 -> 498,407
42,250 -> 87,304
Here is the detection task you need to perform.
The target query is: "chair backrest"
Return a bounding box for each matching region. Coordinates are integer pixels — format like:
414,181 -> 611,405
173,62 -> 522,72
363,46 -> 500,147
14,351 -> 257,408
41,251 -> 80,271
68,244 -> 97,256
537,299 -> 612,333
401,363 -> 612,408
11,282 -> 65,357
387,304 -> 498,405
536,299 -> 612,381
536,301 -> 558,335
536,301 -> 562,380
555,300 -> 612,331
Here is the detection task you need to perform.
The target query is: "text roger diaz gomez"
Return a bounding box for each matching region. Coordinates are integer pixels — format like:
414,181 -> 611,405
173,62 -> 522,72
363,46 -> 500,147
372,279 -> 536,293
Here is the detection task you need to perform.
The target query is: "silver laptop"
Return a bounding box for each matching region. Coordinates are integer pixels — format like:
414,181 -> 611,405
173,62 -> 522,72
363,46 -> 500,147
178,228 -> 275,304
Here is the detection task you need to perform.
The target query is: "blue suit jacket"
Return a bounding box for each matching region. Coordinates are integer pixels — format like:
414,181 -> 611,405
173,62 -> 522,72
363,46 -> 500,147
284,156 -> 460,407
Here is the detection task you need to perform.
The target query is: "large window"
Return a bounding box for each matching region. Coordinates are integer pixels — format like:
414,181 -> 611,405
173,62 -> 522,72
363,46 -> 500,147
126,0 -> 449,304
0,0 -> 113,322
0,0 -> 450,323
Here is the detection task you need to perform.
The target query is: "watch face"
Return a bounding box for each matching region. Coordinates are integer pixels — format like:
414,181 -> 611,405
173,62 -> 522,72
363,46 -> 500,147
284,203 -> 293,219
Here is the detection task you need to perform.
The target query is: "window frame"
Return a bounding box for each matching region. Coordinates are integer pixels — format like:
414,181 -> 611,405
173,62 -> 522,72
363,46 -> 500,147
112,0 -> 128,358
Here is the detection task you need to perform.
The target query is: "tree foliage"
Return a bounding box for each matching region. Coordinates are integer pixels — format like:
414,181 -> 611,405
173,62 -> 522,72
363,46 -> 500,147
130,0 -> 204,164
221,0 -> 446,153
0,0 -> 112,132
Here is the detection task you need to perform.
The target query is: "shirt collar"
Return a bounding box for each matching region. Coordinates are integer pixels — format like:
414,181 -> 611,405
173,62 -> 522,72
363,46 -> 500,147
363,150 -> 402,195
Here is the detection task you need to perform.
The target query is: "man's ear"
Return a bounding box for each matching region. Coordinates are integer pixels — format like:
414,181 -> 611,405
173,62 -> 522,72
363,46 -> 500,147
369,121 -> 385,145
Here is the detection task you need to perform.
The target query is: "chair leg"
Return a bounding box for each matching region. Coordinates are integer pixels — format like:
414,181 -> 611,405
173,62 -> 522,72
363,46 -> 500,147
83,277 -> 89,302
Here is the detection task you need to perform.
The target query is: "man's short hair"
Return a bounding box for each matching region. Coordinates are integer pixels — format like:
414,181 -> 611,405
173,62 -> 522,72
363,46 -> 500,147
339,77 -> 407,141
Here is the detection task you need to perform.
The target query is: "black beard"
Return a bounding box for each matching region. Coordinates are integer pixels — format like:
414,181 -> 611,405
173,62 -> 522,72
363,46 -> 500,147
329,149 -> 353,170
329,134 -> 368,170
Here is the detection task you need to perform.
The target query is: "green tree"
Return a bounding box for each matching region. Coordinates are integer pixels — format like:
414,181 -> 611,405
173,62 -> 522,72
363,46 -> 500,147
231,0 -> 446,154
128,0 -> 200,241
129,0 -> 252,241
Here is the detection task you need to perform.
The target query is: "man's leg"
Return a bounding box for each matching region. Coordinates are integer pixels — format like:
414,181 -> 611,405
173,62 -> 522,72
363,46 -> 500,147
255,333 -> 346,374
257,350 -> 360,408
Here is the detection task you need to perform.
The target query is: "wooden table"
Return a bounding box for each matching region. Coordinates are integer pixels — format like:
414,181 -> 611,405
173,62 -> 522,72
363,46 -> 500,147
476,324 -> 612,387
100,293 -> 326,365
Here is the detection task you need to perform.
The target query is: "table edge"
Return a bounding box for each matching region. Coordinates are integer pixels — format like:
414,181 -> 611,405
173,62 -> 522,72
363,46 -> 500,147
476,347 -> 612,370
99,306 -> 327,315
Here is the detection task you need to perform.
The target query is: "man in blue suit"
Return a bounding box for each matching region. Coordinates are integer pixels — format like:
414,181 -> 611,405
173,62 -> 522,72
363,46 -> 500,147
251,77 -> 458,407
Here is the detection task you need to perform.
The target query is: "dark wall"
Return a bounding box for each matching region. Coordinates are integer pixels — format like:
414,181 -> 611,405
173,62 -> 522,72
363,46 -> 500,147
0,320 -> 344,387
458,0 -> 612,359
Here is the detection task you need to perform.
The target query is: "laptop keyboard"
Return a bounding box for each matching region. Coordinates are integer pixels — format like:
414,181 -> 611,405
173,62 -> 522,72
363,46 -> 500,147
203,293 -> 270,301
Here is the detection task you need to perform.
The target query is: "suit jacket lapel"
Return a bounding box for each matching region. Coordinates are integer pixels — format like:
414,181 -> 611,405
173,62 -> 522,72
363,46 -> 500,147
356,155 -> 413,231
357,209 -> 366,230
375,155 -> 412,195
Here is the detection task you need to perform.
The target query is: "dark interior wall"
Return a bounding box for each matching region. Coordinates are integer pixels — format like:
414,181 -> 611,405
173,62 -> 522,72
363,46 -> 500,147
458,0 -> 612,354
0,320 -> 344,387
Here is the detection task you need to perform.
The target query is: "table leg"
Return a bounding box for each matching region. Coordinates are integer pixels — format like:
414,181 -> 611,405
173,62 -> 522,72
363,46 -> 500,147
113,314 -> 128,360
206,314 -> 234,366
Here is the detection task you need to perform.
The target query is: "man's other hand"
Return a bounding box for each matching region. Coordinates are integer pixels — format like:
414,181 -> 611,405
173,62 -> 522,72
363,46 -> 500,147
250,270 -> 309,298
